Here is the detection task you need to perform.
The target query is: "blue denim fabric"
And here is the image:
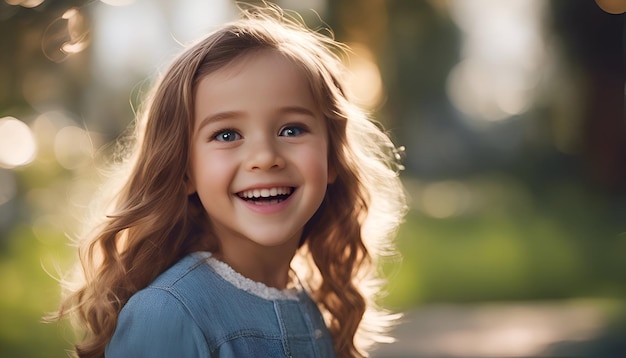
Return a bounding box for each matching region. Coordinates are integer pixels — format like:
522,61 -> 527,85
105,252 -> 335,357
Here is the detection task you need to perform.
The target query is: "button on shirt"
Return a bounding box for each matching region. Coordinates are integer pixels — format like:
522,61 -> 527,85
105,252 -> 335,357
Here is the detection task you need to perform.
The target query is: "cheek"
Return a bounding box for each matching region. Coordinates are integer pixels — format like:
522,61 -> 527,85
191,152 -> 233,190
299,146 -> 330,184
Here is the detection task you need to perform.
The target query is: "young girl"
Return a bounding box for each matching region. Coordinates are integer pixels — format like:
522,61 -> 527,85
55,4 -> 406,357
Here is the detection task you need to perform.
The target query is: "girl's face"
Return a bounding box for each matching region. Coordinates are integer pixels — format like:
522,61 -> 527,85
188,50 -> 331,255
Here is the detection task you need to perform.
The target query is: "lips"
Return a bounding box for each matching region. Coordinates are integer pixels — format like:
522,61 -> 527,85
236,186 -> 294,204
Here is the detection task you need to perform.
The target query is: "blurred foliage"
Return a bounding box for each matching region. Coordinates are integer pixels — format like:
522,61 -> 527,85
0,221 -> 74,357
0,0 -> 625,356
386,174 -> 626,309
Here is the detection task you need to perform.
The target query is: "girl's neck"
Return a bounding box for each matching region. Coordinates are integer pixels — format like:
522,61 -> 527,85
215,246 -> 295,289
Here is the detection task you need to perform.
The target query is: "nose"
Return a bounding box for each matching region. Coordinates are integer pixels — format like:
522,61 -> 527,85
244,135 -> 286,171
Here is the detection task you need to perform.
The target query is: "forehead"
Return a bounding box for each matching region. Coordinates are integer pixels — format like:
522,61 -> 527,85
199,49 -> 309,90
193,49 -> 321,121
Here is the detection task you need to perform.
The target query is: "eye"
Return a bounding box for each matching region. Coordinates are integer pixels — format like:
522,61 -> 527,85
279,126 -> 306,137
213,129 -> 241,142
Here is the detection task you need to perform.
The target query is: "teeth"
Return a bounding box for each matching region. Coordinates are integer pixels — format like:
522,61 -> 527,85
239,187 -> 292,199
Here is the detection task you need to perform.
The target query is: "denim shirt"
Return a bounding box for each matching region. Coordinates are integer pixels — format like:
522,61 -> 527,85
105,252 -> 335,357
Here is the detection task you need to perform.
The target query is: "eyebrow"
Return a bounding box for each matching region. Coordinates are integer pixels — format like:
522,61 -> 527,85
196,111 -> 242,132
196,105 -> 318,132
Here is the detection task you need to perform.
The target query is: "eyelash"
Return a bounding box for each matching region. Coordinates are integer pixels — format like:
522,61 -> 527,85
279,125 -> 308,137
209,124 -> 309,142
211,128 -> 241,142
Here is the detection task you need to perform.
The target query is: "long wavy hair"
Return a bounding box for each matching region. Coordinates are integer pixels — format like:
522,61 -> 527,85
54,4 -> 406,358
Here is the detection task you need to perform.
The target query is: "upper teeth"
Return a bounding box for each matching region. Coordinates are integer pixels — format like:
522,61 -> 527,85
239,187 -> 292,199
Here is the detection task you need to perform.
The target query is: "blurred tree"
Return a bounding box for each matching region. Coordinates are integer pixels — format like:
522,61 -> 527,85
549,0 -> 625,193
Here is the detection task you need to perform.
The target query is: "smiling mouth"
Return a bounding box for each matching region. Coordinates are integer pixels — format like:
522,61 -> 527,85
236,186 -> 294,205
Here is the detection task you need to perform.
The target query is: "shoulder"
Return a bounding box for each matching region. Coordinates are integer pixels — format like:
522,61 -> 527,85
105,253 -> 213,357
149,251 -> 212,288
106,285 -> 209,357
119,252 -> 215,320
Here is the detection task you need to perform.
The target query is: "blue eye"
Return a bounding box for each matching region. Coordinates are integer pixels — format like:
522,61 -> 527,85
213,129 -> 241,142
279,126 -> 305,137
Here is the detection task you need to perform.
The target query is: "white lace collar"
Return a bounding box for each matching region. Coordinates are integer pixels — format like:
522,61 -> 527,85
197,252 -> 300,301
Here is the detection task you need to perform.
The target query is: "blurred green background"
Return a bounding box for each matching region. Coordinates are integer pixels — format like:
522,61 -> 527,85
0,0 -> 624,357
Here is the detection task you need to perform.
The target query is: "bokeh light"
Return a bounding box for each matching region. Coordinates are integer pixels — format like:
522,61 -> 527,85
447,58 -> 535,122
54,126 -> 95,170
595,0 -> 626,14
32,112 -> 66,163
42,7 -> 90,62
0,116 -> 37,168
345,43 -> 385,110
4,0 -> 45,8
